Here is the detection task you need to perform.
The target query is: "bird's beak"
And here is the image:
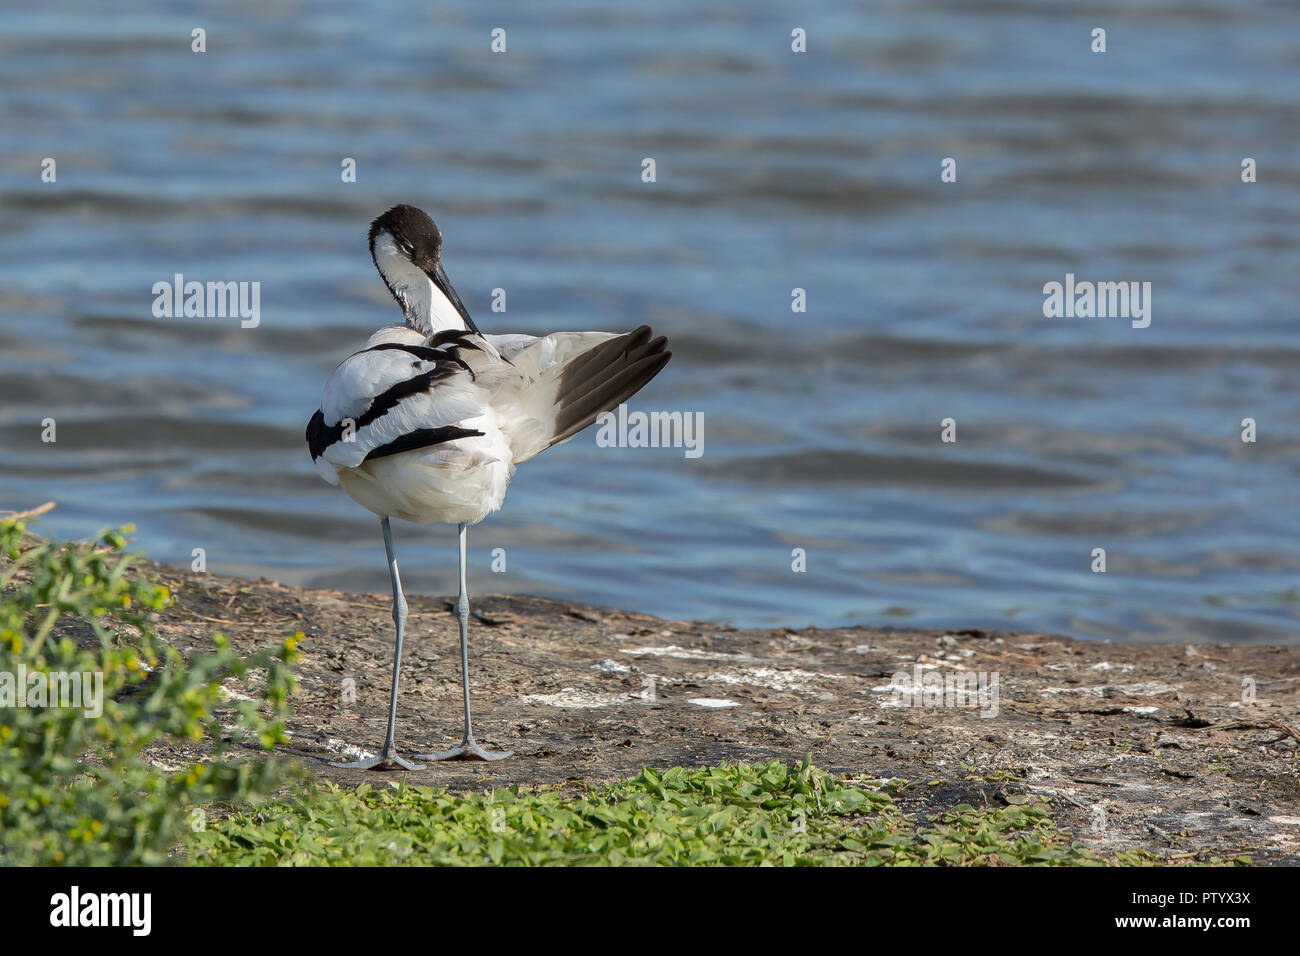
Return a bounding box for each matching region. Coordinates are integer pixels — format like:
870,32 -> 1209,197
427,262 -> 481,335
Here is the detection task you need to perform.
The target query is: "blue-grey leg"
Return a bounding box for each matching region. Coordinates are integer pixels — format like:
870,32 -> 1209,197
331,516 -> 426,771
414,522 -> 512,761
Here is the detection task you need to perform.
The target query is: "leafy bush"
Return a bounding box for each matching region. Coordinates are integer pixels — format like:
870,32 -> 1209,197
0,515 -> 299,865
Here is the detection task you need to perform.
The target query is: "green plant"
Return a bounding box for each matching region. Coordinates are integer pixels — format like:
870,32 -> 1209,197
189,757 -> 1112,866
0,515 -> 300,865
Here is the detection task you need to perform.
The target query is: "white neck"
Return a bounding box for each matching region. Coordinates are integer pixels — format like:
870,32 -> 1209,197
372,232 -> 468,336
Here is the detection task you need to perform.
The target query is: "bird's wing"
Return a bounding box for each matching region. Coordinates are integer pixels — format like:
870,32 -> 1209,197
482,325 -> 670,464
305,333 -> 494,485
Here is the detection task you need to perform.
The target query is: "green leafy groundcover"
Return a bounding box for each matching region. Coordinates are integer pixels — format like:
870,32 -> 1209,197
0,515 -> 299,866
190,758 -> 1114,866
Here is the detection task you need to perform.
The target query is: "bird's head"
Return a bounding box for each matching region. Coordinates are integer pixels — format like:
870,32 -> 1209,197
368,204 -> 479,335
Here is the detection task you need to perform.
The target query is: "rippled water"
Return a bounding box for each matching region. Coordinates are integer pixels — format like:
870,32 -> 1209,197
2,1 -> 1298,642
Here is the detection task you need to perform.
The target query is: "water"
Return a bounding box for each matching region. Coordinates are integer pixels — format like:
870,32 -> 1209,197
2,1 -> 1298,643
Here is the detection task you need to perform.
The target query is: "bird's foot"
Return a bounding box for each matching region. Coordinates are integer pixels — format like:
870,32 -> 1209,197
413,736 -> 513,762
329,747 -> 426,771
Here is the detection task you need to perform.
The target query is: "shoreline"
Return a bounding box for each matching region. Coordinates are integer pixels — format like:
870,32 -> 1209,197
124,552 -> 1300,864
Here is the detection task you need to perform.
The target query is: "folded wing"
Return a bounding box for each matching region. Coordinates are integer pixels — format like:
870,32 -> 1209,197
305,335 -> 491,485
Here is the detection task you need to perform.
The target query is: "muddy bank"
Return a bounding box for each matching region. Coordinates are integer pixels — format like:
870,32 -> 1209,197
125,561 -> 1300,863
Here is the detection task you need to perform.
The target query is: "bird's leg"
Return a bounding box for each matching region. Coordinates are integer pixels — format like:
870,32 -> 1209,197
331,516 -> 426,771
414,522 -> 512,762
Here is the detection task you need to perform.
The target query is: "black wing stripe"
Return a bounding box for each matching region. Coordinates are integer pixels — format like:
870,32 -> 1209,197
363,343 -> 449,362
424,330 -> 479,349
357,366 -> 460,431
364,332 -> 481,358
305,408 -> 333,460
362,425 -> 485,462
362,338 -> 478,378
306,359 -> 462,460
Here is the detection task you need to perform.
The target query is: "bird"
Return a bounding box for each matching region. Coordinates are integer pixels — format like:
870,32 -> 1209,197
306,204 -> 670,769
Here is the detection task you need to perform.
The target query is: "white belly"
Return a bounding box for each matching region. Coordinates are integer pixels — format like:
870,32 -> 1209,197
336,426 -> 514,526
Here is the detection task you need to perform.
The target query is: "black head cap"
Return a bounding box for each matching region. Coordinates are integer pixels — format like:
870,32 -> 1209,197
368,204 -> 442,269
366,204 -> 481,335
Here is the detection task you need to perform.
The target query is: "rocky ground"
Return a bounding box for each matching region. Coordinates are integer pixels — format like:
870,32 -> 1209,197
145,563 -> 1300,864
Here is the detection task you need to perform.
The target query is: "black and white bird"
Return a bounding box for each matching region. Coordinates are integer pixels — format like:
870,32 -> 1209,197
306,205 -> 669,769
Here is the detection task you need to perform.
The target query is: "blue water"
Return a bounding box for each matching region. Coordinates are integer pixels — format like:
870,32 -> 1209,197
2,1 -> 1298,642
